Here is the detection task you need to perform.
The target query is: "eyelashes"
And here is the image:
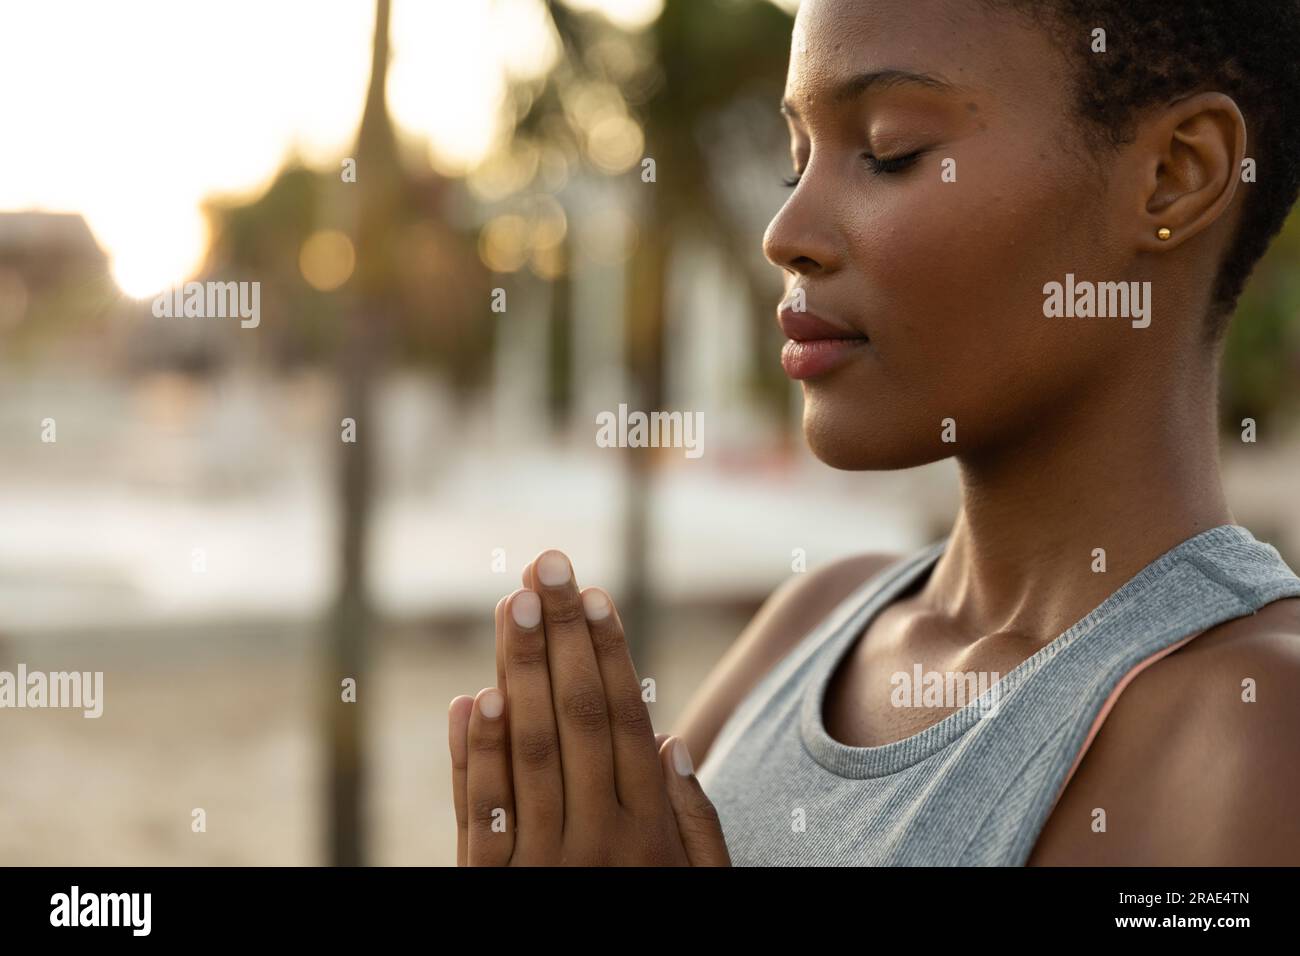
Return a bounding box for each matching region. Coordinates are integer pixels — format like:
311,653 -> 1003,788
781,150 -> 924,188
865,150 -> 923,175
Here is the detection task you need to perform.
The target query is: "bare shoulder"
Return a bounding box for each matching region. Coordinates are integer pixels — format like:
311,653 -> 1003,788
1030,597 -> 1300,865
677,552 -> 902,767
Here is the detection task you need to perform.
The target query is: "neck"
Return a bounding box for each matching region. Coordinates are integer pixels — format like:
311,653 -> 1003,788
922,353 -> 1233,644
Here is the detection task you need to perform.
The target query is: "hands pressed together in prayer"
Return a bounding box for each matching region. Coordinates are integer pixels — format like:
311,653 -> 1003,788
447,549 -> 731,866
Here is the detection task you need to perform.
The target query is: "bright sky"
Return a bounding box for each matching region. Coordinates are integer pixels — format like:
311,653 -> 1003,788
0,0 -> 663,297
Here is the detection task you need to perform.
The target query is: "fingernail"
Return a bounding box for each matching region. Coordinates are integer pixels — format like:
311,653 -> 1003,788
537,551 -> 571,587
672,737 -> 694,777
582,589 -> 610,621
511,590 -> 541,629
479,688 -> 504,719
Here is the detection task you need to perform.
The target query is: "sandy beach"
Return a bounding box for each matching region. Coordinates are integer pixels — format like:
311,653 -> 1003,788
0,607 -> 743,866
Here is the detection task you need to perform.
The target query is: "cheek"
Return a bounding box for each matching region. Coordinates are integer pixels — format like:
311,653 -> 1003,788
847,150 -> 1108,397
798,150 -> 1114,468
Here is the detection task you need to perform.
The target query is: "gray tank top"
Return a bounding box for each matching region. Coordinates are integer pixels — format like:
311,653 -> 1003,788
697,524 -> 1300,865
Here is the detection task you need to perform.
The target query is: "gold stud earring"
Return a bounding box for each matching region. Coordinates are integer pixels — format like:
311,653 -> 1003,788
1157,227 -> 1172,241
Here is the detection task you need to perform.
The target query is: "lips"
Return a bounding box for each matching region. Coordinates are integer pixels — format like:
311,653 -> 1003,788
777,307 -> 869,380
778,309 -> 864,342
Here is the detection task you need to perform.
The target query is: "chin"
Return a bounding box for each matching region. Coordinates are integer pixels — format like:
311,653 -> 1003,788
801,392 -> 947,471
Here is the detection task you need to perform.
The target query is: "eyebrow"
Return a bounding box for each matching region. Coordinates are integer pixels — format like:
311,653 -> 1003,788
780,69 -> 958,119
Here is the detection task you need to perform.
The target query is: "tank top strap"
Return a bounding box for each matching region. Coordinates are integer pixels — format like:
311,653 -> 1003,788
945,524 -> 1300,863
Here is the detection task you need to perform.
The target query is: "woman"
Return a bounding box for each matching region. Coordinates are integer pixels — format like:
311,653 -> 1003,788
447,0 -> 1300,865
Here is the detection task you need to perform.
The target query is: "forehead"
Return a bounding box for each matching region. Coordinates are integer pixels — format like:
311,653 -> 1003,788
786,0 -> 1063,111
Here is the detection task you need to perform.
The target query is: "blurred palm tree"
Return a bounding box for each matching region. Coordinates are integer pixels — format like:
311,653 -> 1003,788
321,0 -> 401,870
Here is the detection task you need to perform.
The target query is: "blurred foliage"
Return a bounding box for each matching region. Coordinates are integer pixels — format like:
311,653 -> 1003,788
1222,209 -> 1300,434
497,0 -> 795,418
201,159 -> 491,391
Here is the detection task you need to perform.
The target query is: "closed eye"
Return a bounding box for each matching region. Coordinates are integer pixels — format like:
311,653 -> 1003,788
782,150 -> 925,188
864,150 -> 924,174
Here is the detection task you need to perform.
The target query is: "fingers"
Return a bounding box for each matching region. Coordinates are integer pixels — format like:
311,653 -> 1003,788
465,687 -> 515,866
494,595 -> 508,694
502,588 -> 565,856
659,736 -> 731,867
491,598 -> 512,839
581,586 -> 666,815
448,695 -> 474,866
529,550 -> 617,817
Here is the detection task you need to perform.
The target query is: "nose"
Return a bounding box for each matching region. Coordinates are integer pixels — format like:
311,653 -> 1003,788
762,173 -> 842,277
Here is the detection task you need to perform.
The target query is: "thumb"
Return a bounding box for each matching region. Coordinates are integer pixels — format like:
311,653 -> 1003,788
659,736 -> 731,866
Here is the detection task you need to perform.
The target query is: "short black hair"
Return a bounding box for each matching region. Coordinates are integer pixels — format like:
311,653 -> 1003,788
990,0 -> 1300,336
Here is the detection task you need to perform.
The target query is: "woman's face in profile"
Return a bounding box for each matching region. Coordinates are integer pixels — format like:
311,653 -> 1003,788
765,0 -> 1147,471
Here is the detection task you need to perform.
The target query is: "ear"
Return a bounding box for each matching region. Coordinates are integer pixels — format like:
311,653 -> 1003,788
1135,91 -> 1247,253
